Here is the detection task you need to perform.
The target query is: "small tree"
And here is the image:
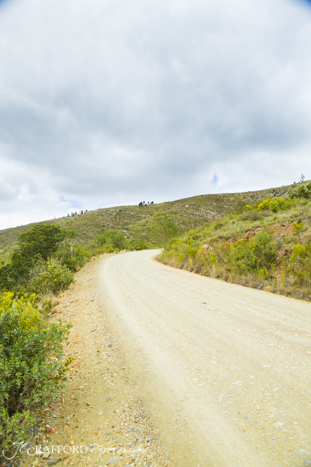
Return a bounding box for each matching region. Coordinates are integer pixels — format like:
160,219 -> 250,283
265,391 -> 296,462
151,210 -> 179,247
0,224 -> 75,291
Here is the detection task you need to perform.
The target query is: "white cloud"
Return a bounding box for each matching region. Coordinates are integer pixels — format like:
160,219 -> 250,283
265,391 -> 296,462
0,0 -> 311,228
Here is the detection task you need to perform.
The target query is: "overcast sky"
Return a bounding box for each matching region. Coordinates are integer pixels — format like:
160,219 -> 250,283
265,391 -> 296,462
0,0 -> 311,229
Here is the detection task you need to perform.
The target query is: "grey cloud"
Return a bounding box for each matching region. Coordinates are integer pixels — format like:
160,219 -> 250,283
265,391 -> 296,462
0,0 -> 311,229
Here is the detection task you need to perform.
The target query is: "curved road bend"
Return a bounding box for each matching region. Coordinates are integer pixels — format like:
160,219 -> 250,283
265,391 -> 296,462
97,249 -> 311,467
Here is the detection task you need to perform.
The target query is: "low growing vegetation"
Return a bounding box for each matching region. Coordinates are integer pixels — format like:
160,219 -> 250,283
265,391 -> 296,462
160,189 -> 311,301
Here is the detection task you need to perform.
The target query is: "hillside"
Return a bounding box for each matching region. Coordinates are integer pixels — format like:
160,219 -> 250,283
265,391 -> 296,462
159,184 -> 311,301
0,183 -> 295,257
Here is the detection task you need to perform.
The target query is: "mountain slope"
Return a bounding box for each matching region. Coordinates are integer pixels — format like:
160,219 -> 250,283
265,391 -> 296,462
0,183 -> 295,257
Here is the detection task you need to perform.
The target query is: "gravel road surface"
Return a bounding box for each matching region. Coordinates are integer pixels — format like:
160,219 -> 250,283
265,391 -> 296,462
97,249 -> 311,467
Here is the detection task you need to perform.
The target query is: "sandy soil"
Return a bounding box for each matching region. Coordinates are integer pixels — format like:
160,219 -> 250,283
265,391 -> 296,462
17,249 -> 311,467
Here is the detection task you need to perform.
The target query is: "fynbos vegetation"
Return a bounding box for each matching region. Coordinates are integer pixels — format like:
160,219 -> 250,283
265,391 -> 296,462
0,293 -> 72,449
0,224 -> 86,450
160,190 -> 311,302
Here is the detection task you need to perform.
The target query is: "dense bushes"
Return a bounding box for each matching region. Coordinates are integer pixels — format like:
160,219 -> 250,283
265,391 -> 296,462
93,230 -> 150,254
55,241 -> 90,272
29,259 -> 74,295
289,243 -> 311,286
0,224 -> 89,451
0,293 -> 71,448
163,230 -> 277,279
96,230 -> 127,251
289,182 -> 311,199
0,225 -> 70,290
231,232 -> 277,276
0,224 -> 89,295
15,224 -> 69,263
160,196 -> 311,301
257,197 -> 294,212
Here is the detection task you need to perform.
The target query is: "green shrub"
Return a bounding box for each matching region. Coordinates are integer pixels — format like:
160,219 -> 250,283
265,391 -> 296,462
269,200 -> 280,213
289,184 -> 311,199
16,224 -> 71,262
186,246 -> 198,257
29,259 -> 74,295
41,299 -> 53,316
256,197 -> 294,213
96,231 -> 127,251
0,293 -> 71,449
131,241 -> 149,251
289,243 -> 311,285
0,225 -> 76,292
208,255 -> 218,265
293,221 -> 304,234
257,198 -> 271,211
151,210 -> 179,247
274,197 -> 287,208
56,242 -> 90,272
251,231 -> 277,269
231,231 -> 277,275
0,263 -> 13,291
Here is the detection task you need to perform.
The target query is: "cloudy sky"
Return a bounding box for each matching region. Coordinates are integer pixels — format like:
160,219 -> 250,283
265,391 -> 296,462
0,0 -> 311,229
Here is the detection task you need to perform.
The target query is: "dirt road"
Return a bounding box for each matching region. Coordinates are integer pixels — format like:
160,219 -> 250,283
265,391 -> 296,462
19,254 -> 171,467
97,249 -> 311,467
